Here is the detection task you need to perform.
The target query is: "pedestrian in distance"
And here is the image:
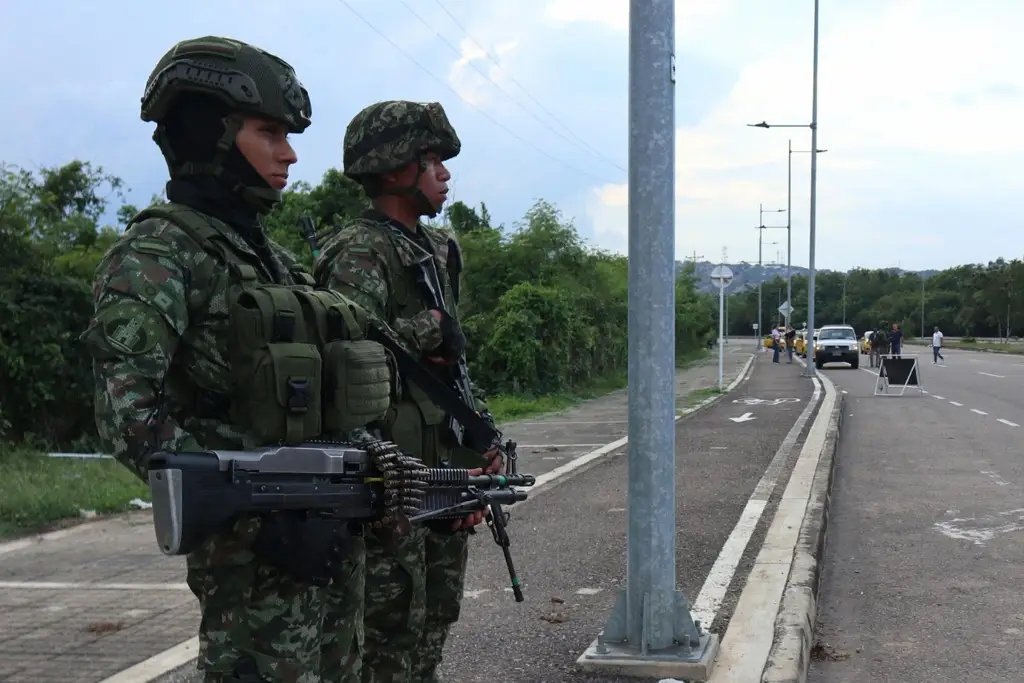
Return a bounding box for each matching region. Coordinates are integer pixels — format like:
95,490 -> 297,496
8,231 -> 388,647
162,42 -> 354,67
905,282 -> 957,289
313,100 -> 504,683
785,324 -> 796,364
771,325 -> 782,363
80,36 -> 395,683
932,325 -> 945,364
890,323 -> 904,358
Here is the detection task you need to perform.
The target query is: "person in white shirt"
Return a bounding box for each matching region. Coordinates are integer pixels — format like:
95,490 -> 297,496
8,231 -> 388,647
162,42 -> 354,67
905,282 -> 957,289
771,326 -> 782,363
931,326 -> 945,364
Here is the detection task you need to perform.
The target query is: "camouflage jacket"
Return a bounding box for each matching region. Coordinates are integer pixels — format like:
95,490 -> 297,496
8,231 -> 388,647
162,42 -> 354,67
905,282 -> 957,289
312,210 -> 460,355
80,210 -> 307,482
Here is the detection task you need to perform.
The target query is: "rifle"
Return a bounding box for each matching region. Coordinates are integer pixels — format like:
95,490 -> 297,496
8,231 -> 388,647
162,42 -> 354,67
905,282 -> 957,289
299,214 -> 507,459
148,439 -> 534,600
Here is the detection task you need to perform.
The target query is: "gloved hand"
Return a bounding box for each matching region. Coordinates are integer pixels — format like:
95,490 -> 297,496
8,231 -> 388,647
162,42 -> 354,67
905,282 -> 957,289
427,309 -> 466,363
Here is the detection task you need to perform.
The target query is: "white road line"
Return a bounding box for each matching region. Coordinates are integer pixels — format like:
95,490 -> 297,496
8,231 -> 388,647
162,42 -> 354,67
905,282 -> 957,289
949,401 -> 963,406
971,408 -> 988,415
979,372 -> 1006,378
997,419 -> 1019,427
0,581 -> 189,590
97,637 -> 199,683
933,395 -> 946,400
690,379 -> 823,631
710,374 -> 837,681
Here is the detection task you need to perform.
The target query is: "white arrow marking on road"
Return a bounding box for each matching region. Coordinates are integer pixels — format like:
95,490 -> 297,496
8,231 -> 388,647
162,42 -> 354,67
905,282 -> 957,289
729,412 -> 756,423
979,372 -> 1006,378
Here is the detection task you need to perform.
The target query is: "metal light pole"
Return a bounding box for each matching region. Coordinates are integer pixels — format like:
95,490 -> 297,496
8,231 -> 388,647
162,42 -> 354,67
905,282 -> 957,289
747,0 -> 823,377
920,277 -> 925,338
757,206 -> 785,344
578,0 -> 717,677
842,273 -> 847,324
786,142 -> 827,324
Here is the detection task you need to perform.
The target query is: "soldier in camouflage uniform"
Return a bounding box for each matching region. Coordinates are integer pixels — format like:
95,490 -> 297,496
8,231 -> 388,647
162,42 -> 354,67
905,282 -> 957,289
81,37 -> 395,683
313,101 -> 502,683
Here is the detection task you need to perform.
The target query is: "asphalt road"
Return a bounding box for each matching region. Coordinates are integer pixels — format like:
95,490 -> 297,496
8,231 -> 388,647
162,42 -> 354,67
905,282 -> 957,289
807,348 -> 1024,682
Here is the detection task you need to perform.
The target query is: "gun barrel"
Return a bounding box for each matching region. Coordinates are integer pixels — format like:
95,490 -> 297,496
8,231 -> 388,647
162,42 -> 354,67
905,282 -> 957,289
418,470 -> 535,489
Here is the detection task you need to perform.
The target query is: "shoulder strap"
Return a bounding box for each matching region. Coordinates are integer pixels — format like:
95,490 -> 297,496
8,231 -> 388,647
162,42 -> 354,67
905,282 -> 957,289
128,203 -> 259,284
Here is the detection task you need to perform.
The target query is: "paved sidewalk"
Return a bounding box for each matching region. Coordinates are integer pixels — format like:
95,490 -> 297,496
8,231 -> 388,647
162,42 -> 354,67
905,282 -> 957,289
1,349 -> 752,683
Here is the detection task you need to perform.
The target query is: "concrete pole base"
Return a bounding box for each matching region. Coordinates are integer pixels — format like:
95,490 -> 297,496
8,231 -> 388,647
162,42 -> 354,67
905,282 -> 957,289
576,633 -> 720,681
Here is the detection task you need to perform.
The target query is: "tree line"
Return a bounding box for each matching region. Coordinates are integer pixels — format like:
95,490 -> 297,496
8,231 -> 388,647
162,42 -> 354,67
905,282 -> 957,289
0,160 -> 717,452
724,262 -> 1024,340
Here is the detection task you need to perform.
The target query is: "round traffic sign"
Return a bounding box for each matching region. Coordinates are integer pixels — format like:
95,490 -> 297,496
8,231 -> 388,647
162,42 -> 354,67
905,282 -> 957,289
710,265 -> 734,289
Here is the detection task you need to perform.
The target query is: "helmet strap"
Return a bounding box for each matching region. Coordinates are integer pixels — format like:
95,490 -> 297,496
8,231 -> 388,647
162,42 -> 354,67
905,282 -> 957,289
380,158 -> 439,218
157,114 -> 280,213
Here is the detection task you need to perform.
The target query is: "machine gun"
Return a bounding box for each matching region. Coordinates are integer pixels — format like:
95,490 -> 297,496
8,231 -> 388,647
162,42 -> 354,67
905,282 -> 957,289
147,438 -> 535,600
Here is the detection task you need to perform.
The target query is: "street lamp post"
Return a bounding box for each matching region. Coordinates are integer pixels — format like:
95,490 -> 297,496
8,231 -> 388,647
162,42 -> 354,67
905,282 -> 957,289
758,204 -> 786,345
787,142 -> 828,326
920,277 -> 926,338
747,0 -> 822,377
842,273 -> 847,324
757,228 -> 781,342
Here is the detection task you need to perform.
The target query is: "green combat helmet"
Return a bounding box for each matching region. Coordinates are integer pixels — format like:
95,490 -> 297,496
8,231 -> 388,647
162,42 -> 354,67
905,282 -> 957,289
141,35 -> 312,210
342,100 -> 461,217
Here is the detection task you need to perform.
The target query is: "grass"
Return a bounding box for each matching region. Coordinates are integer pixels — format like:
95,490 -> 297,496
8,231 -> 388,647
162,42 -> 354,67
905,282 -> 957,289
0,348 -> 715,538
681,386 -> 724,409
0,446 -> 149,540
486,348 -> 710,422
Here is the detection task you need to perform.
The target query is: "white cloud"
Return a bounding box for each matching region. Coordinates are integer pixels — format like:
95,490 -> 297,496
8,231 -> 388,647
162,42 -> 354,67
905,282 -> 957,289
578,0 -> 1024,267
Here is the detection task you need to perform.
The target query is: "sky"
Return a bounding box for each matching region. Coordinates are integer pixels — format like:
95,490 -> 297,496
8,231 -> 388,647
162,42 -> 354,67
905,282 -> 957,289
2,0 -> 1023,272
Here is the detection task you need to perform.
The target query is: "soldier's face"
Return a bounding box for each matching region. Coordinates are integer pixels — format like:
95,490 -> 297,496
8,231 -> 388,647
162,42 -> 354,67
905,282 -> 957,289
415,152 -> 451,210
235,116 -> 298,190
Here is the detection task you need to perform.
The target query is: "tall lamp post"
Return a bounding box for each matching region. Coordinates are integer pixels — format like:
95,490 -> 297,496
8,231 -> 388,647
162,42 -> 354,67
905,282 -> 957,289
746,0 -> 823,377
786,142 -> 828,322
758,204 -> 786,343
757,231 -> 781,342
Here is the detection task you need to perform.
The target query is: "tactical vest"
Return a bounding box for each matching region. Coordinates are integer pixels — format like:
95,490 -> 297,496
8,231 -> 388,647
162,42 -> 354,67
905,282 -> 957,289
360,221 -> 467,467
127,203 -> 394,446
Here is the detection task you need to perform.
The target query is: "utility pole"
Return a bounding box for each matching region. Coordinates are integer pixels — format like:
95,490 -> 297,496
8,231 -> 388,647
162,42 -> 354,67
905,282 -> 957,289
805,0 -> 822,378
723,247 -> 729,343
748,0 -> 825,378
757,205 -> 786,345
579,0 -> 717,677
842,274 -> 847,324
684,250 -> 704,263
920,276 -> 925,338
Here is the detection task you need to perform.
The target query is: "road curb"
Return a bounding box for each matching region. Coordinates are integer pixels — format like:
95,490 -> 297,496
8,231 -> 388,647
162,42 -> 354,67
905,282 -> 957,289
760,373 -> 844,683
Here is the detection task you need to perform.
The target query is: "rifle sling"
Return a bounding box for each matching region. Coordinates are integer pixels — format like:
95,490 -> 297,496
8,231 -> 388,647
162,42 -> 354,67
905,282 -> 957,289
366,326 -> 497,452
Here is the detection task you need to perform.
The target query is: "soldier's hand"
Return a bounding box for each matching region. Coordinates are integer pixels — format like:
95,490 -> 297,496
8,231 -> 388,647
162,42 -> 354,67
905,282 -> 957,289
451,467 -> 488,530
483,446 -> 505,474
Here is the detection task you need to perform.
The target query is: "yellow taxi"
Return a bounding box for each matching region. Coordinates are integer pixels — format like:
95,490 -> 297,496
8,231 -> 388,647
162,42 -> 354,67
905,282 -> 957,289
794,330 -> 808,357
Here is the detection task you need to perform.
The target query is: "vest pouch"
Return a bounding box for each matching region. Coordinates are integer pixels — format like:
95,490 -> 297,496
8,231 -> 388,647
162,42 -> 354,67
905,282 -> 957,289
246,342 -> 323,445
404,381 -> 447,426
323,340 -> 393,433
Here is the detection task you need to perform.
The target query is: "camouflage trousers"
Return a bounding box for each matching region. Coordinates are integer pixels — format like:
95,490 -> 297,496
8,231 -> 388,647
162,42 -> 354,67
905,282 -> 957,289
186,536 -> 366,683
360,525 -> 470,683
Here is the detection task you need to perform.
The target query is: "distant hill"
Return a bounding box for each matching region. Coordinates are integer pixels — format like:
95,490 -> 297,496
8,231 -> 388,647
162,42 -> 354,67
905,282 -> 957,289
680,261 -> 940,294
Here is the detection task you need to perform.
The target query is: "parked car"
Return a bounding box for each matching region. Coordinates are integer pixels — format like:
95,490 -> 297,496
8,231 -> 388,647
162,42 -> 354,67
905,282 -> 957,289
860,332 -> 872,354
814,324 -> 860,369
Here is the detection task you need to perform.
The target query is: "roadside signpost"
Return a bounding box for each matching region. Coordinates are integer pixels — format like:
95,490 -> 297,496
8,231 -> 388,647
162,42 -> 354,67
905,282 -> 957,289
711,265 -> 734,390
